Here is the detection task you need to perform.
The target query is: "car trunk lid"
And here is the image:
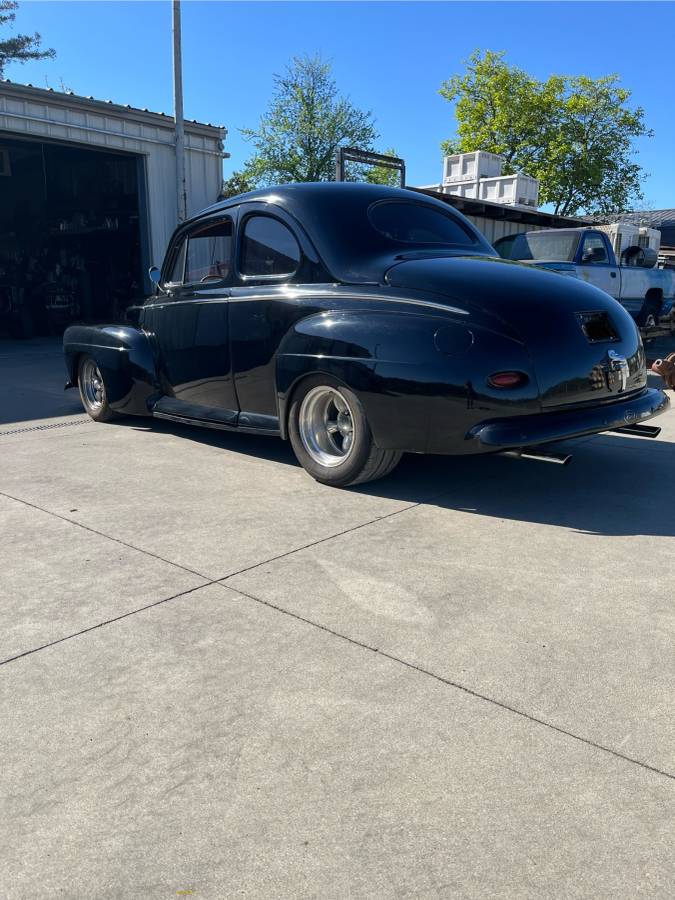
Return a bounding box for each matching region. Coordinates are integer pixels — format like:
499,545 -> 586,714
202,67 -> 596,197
385,255 -> 647,407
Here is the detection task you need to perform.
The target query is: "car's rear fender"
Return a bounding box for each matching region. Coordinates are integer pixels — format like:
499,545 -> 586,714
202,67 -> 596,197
63,324 -> 156,415
275,309 -> 540,453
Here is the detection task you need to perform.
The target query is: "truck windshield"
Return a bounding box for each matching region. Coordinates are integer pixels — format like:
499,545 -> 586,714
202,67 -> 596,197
498,232 -> 580,262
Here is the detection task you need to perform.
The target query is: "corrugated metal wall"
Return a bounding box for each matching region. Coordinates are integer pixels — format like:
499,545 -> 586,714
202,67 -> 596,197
464,214 -> 548,245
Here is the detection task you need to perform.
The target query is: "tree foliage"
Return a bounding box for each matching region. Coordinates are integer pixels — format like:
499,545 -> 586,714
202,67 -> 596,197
220,168 -> 258,200
238,54 -> 379,186
439,50 -> 651,215
0,1 -> 54,77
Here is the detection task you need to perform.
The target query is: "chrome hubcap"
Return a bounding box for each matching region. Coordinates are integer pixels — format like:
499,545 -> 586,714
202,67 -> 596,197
299,386 -> 355,468
82,359 -> 104,410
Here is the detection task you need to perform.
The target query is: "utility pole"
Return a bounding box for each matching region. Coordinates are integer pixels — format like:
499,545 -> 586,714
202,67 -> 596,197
172,0 -> 188,222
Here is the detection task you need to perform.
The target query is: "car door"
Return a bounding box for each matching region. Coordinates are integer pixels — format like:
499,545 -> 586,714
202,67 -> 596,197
144,213 -> 239,423
577,231 -> 620,299
228,208 -> 314,430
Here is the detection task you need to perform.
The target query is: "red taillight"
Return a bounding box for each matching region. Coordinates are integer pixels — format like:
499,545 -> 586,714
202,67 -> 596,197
487,371 -> 528,389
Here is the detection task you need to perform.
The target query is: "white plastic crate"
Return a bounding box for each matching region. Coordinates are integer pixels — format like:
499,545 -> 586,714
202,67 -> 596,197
443,151 -> 504,184
481,173 -> 539,207
444,173 -> 539,208
443,181 -> 479,200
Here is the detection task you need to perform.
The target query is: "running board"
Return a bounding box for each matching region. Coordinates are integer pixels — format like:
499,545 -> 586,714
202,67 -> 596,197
152,410 -> 279,437
609,423 -> 661,438
502,448 -> 572,466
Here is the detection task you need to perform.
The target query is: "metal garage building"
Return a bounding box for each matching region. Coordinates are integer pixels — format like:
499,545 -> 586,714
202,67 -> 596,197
0,80 -> 225,336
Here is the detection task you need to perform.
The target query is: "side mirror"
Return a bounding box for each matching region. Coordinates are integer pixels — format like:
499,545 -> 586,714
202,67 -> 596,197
149,266 -> 161,286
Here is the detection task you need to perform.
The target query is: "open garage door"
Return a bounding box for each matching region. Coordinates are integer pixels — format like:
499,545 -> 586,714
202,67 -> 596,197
0,136 -> 146,338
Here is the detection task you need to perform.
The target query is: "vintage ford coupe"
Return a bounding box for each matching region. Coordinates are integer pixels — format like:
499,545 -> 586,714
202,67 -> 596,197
63,183 -> 668,486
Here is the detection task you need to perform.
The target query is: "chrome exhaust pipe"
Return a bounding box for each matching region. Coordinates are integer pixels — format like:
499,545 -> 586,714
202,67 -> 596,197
610,424 -> 661,438
503,448 -> 572,466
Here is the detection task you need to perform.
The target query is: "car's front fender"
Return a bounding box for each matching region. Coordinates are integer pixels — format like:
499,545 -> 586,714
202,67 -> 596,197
63,324 -> 156,415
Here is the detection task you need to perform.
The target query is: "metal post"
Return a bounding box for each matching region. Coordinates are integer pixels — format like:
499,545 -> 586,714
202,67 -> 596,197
172,0 -> 187,222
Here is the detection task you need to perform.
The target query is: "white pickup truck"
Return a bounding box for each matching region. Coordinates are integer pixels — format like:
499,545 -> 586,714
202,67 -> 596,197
495,227 -> 675,329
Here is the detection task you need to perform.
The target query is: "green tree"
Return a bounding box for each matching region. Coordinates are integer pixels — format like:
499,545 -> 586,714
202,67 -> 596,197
240,54 -> 378,186
439,50 -> 650,215
220,168 -> 258,200
0,1 -> 54,76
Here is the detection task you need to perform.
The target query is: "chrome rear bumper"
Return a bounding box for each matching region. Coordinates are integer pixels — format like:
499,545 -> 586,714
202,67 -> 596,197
468,388 -> 669,449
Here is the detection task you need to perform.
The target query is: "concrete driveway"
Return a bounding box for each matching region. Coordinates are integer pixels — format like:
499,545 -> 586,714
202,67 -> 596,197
1,338 -> 674,899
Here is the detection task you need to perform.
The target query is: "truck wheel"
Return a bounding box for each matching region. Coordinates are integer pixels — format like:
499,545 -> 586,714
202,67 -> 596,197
288,376 -> 402,487
78,356 -> 118,422
637,293 -> 662,328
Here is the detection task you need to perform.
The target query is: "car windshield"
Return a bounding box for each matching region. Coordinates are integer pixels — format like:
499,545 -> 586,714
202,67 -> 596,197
368,200 -> 477,246
498,232 -> 580,262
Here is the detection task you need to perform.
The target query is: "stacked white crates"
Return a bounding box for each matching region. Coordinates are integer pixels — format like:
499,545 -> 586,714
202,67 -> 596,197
441,151 -> 540,209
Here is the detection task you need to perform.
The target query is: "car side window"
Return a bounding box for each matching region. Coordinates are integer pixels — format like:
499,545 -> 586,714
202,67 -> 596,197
581,234 -> 609,265
166,239 -> 187,286
240,215 -> 301,278
184,218 -> 234,285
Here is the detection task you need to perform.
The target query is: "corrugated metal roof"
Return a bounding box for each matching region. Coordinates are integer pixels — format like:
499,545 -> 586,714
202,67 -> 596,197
587,209 -> 675,247
413,187 -> 586,229
0,78 -> 225,135
588,209 -> 675,228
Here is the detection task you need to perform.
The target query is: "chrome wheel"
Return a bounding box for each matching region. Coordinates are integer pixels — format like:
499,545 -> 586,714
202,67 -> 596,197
81,358 -> 105,411
299,386 -> 356,468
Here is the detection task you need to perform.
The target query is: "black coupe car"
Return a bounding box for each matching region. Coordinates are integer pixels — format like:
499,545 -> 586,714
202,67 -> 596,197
63,183 -> 668,486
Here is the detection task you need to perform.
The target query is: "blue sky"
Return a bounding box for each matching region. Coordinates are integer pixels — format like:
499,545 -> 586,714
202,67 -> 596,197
7,1 -> 674,208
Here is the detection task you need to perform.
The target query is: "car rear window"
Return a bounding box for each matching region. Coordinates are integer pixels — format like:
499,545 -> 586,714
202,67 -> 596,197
368,200 -> 476,246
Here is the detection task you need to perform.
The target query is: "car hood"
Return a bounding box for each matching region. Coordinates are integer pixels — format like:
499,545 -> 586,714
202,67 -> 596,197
385,255 -> 646,407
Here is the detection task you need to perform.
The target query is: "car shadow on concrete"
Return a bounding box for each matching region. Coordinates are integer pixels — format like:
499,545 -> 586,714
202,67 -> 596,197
124,417 -> 674,539
0,336 -> 84,426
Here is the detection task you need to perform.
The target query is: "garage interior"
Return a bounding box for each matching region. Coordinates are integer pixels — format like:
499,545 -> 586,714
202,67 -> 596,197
0,135 -> 144,337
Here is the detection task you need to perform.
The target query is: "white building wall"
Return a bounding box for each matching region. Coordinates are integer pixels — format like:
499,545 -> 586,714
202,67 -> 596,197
0,82 -> 225,268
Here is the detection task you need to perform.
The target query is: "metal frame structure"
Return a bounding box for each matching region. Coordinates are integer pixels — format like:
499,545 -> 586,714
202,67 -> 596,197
335,147 -> 406,187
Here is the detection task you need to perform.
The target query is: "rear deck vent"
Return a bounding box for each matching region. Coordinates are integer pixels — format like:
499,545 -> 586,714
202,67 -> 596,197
577,311 -> 619,343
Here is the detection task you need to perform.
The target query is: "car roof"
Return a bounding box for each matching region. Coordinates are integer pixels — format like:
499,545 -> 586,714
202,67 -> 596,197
202,181 -> 432,214
195,182 -> 494,283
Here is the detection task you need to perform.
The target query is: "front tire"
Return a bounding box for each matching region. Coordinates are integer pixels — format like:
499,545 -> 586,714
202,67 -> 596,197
288,376 -> 402,487
78,356 -> 118,422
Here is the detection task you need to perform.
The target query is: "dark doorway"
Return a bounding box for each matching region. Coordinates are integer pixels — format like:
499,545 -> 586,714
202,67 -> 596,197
0,136 -> 144,337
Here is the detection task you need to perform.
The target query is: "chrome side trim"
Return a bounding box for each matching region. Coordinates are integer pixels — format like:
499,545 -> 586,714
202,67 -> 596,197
143,287 -> 468,316
64,343 -> 128,352
278,353 -> 411,365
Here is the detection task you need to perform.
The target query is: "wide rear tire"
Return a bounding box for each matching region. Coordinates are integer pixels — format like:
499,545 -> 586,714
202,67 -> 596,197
78,355 -> 118,422
288,376 -> 402,487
